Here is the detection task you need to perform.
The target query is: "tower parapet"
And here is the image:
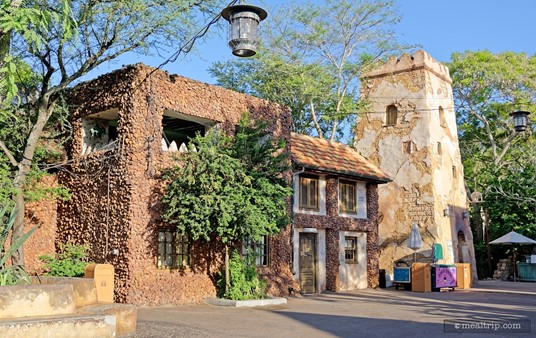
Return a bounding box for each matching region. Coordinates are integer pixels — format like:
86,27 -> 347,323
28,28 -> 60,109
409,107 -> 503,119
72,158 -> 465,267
363,50 -> 451,84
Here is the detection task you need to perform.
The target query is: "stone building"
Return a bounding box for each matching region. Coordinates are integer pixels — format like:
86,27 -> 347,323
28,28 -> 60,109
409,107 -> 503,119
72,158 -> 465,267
57,63 -> 295,305
290,133 -> 390,292
354,50 -> 477,280
54,63 -> 390,305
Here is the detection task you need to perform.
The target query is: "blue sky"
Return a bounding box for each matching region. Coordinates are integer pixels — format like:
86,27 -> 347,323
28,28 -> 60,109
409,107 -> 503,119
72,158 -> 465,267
92,0 -> 536,84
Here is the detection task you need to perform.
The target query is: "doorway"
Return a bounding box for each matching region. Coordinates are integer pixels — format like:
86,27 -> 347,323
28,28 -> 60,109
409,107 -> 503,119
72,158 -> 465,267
299,233 -> 317,293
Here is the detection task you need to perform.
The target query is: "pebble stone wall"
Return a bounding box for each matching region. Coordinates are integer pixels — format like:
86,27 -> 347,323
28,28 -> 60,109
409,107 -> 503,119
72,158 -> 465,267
294,177 -> 381,290
57,64 -> 293,305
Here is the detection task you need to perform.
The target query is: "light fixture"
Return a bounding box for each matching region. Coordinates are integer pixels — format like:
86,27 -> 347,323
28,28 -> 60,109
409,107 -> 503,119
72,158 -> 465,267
510,110 -> 530,132
443,208 -> 450,217
222,3 -> 267,57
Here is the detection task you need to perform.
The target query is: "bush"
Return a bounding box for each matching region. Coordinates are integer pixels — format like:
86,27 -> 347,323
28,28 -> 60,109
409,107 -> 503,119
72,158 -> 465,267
39,243 -> 92,277
0,206 -> 37,285
217,250 -> 267,300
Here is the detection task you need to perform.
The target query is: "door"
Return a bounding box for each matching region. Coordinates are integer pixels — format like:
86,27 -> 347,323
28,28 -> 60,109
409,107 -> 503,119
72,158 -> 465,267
299,233 -> 316,293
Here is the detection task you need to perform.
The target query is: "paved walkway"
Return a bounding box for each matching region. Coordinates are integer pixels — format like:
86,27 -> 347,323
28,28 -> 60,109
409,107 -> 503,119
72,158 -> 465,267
471,279 -> 535,295
131,281 -> 535,338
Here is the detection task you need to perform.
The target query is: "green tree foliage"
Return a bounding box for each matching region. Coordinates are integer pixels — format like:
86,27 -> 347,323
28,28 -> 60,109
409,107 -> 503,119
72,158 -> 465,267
211,0 -> 411,142
162,116 -> 291,244
0,0 -> 224,266
449,50 -> 535,276
39,243 -> 92,277
162,116 -> 292,293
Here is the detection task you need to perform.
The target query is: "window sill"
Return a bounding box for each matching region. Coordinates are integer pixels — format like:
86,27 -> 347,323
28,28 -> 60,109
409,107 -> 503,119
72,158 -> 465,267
156,266 -> 191,272
338,213 -> 367,219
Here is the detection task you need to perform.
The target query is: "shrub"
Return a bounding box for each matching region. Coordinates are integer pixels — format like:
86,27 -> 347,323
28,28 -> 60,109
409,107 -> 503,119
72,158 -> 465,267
39,243 -> 92,277
0,206 -> 37,285
217,250 -> 267,300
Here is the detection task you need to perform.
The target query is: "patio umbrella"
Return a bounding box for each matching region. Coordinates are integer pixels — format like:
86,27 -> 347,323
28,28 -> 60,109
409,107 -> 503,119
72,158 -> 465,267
490,231 -> 536,281
408,223 -> 423,263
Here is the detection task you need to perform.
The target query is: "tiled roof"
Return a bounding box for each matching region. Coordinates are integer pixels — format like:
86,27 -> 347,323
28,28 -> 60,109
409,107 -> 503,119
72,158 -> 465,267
291,133 -> 391,183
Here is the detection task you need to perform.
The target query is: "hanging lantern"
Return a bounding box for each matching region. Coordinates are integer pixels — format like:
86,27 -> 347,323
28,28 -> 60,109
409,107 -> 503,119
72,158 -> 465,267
221,4 -> 267,57
510,110 -> 530,132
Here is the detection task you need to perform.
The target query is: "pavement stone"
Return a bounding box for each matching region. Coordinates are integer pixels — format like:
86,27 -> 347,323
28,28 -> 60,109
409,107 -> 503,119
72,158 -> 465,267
132,281 -> 535,338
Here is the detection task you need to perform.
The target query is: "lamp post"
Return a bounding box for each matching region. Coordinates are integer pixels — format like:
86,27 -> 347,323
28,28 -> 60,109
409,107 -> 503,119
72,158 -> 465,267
510,110 -> 531,132
222,3 -> 267,57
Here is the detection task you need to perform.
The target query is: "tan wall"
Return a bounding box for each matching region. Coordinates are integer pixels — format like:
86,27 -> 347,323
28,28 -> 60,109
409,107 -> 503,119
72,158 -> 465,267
355,51 -> 476,278
58,64 -> 293,305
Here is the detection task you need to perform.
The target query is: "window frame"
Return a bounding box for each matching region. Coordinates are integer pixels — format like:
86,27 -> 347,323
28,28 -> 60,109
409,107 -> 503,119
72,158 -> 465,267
344,236 -> 358,264
242,235 -> 269,267
157,230 -> 191,269
299,174 -> 320,211
385,105 -> 398,126
339,180 -> 358,215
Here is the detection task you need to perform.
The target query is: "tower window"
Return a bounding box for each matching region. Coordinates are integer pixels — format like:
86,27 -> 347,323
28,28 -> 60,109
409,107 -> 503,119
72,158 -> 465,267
386,105 -> 398,126
439,106 -> 447,127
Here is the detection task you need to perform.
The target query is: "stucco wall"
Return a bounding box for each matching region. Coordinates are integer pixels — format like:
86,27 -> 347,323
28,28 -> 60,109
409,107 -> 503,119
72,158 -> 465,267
58,64 -> 293,305
355,51 -> 475,278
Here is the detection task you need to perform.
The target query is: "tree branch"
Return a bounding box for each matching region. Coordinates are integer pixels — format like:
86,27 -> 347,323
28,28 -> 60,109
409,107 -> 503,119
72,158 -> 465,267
0,139 -> 18,167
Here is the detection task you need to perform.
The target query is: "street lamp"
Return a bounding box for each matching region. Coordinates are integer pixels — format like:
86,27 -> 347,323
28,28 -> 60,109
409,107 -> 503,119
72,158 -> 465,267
222,3 -> 267,57
510,110 -> 531,132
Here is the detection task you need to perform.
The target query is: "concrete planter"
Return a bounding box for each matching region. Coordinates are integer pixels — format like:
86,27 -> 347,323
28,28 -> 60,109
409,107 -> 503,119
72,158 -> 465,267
206,297 -> 287,307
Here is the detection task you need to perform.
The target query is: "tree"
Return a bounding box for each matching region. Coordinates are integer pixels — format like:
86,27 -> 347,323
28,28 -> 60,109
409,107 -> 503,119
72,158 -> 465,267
0,0 -> 225,265
449,51 -> 535,214
162,116 -> 292,293
449,50 -> 536,276
211,0 -> 410,142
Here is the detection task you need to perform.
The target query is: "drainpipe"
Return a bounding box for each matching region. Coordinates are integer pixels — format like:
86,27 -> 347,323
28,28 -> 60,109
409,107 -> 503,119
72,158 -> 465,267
290,167 -> 305,275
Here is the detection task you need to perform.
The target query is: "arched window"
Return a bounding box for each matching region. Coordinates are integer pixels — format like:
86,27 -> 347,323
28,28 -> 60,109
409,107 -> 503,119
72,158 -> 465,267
385,105 -> 397,126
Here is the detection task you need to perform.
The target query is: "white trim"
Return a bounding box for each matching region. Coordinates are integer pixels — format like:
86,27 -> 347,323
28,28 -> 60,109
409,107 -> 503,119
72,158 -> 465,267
293,228 -> 326,293
338,231 -> 367,290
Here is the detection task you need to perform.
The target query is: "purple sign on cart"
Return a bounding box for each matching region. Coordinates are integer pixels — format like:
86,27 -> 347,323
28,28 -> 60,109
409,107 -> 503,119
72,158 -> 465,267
435,266 -> 456,287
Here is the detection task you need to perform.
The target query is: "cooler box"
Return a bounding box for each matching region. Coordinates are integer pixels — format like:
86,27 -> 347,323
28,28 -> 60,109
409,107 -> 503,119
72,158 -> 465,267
393,266 -> 411,290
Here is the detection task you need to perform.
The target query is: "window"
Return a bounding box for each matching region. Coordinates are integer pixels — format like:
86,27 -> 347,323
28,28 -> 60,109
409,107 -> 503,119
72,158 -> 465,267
339,180 -> 357,214
82,116 -> 119,156
439,106 -> 447,127
157,230 -> 190,269
339,180 -> 367,218
299,175 -> 319,211
403,141 -> 416,154
437,142 -> 442,155
385,105 -> 398,126
242,235 -> 269,266
344,237 -> 358,263
161,110 -> 217,152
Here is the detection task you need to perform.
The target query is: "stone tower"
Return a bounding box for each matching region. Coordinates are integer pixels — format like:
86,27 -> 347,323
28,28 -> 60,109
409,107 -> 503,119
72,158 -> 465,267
355,50 -> 477,280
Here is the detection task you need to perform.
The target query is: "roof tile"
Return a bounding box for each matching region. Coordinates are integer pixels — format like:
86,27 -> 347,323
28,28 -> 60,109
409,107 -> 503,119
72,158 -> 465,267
291,133 -> 391,183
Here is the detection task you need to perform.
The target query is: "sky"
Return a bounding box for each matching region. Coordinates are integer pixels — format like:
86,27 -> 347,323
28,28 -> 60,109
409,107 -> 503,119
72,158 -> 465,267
89,0 -> 536,84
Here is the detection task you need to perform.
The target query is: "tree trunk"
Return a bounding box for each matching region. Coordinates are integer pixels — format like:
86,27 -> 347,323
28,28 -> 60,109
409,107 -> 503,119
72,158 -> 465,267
10,98 -> 51,266
225,244 -> 230,294
484,208 -> 491,277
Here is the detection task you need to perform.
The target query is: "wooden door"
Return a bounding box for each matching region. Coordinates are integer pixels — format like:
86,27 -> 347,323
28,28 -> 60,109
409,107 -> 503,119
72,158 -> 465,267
299,233 -> 316,293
